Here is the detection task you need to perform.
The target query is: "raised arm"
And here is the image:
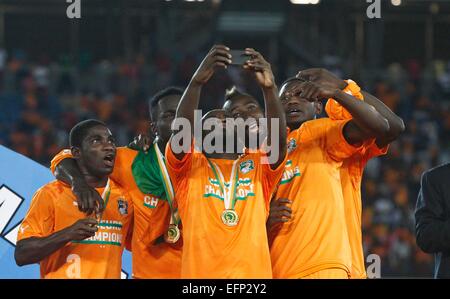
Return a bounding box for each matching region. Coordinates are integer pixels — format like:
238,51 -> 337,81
243,48 -> 287,169
15,218 -> 98,266
171,45 -> 231,160
297,68 -> 404,146
295,81 -> 389,145
361,91 -> 405,147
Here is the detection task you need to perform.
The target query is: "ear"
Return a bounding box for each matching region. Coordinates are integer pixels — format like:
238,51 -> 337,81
314,101 -> 323,115
71,146 -> 81,159
149,121 -> 158,137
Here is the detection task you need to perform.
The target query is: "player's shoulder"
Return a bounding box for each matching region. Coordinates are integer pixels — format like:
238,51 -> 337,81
296,118 -> 334,142
36,180 -> 69,194
32,180 -> 71,204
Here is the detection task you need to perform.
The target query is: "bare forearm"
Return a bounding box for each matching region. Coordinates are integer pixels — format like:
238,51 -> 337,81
362,91 -> 405,145
175,80 -> 203,128
264,86 -> 287,168
55,158 -> 84,187
15,229 -> 71,266
333,89 -> 389,137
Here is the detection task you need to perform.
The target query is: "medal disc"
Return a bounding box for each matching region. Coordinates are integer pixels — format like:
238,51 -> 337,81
221,209 -> 239,226
164,224 -> 181,243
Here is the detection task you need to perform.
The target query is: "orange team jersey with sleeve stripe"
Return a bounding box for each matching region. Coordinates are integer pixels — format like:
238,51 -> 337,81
17,179 -> 133,279
50,147 -> 182,278
268,118 -> 363,278
165,143 -> 286,278
339,139 -> 388,278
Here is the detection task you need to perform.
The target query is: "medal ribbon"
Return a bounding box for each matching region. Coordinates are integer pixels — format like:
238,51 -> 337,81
153,142 -> 180,226
206,158 -> 240,211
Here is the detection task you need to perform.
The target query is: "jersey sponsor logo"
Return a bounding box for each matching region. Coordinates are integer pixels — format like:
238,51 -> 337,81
280,160 -> 301,185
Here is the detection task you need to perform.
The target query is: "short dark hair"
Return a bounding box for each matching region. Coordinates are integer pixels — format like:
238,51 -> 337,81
148,87 -> 184,121
69,119 -> 107,148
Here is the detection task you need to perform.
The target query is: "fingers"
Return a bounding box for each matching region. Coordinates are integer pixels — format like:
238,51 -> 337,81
94,191 -> 105,213
276,198 -> 292,205
296,68 -> 319,81
75,191 -> 88,213
80,218 -> 99,226
85,192 -> 95,216
209,45 -> 232,68
139,134 -> 152,152
298,82 -> 321,101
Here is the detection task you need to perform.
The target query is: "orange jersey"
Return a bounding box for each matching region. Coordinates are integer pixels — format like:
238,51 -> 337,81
326,87 -> 389,278
340,140 -> 388,278
17,180 -> 133,279
50,147 -> 182,278
165,143 -> 286,278
269,118 -> 362,278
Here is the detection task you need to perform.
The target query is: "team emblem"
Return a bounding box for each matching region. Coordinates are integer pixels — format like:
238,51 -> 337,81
117,198 -> 128,215
287,138 -> 297,153
239,160 -> 254,174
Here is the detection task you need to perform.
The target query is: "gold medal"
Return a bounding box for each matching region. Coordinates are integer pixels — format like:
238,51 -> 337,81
221,209 -> 239,227
164,224 -> 181,243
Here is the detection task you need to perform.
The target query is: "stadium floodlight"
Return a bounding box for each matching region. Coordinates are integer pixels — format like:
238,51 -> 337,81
290,0 -> 320,4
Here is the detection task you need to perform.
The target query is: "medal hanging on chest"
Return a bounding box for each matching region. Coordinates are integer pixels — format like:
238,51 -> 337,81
207,159 -> 240,227
153,143 -> 181,243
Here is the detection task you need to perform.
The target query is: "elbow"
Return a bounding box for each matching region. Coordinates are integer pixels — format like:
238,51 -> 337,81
388,117 -> 406,140
372,116 -> 390,138
14,248 -> 28,267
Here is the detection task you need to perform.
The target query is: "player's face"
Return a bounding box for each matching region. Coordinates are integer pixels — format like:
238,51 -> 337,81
202,109 -> 229,146
154,94 -> 182,142
80,125 -> 117,177
223,96 -> 265,149
223,95 -> 264,138
280,81 -> 318,129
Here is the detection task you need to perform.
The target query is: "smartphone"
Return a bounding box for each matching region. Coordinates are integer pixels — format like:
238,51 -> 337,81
229,50 -> 251,65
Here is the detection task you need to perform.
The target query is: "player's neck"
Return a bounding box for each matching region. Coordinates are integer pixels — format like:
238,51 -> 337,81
83,174 -> 108,188
77,162 -> 109,188
288,122 -> 301,131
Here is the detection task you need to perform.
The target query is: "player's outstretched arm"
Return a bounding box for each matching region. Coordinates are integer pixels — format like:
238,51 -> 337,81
172,45 -> 231,160
15,218 -> 98,266
243,48 -> 287,169
361,91 -> 405,147
297,68 -> 404,146
295,81 -> 389,145
55,159 -> 104,215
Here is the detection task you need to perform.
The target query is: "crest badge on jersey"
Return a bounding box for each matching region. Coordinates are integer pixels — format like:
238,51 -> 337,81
287,138 -> 297,153
239,160 -> 254,174
117,198 -> 128,215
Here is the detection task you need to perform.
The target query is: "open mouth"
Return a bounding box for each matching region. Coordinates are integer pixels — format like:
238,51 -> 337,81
103,153 -> 115,167
287,107 -> 303,116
